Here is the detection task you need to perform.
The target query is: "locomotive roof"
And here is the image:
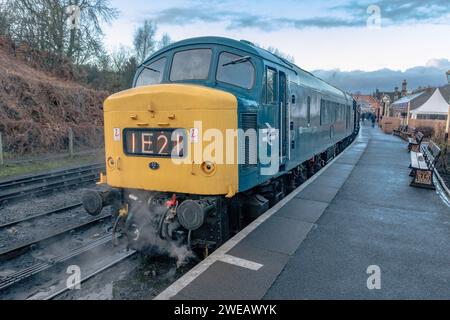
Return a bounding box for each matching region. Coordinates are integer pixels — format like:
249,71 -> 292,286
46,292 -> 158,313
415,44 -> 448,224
141,36 -> 349,101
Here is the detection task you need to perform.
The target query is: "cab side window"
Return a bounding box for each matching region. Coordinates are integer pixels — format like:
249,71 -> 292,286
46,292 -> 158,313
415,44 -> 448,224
266,68 -> 277,105
216,52 -> 255,89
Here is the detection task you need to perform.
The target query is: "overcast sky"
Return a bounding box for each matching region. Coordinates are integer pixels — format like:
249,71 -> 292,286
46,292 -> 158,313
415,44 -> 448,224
102,0 -> 450,72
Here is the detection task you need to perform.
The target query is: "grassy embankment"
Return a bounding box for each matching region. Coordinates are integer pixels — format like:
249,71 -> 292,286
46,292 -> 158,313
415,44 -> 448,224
0,154 -> 102,179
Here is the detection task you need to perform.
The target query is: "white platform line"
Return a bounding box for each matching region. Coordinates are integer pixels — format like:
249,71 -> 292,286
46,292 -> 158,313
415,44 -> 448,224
155,133 -> 366,300
219,254 -> 264,271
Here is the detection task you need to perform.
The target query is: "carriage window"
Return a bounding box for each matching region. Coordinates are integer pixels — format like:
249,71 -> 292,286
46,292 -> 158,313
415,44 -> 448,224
307,96 -> 311,125
266,68 -> 277,104
320,99 -> 334,125
170,49 -> 212,81
216,52 -> 255,89
346,105 -> 351,128
135,58 -> 166,87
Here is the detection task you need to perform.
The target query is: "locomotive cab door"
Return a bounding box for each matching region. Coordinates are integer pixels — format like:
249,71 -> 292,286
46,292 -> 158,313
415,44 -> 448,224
279,71 -> 288,170
263,67 -> 288,174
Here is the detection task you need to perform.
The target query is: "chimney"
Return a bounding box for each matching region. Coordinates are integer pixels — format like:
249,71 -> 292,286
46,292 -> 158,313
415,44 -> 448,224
402,80 -> 407,97
394,87 -> 399,101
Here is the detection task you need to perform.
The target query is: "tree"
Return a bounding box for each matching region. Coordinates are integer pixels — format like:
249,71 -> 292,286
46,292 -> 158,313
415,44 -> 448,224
158,33 -> 172,50
5,0 -> 118,64
111,46 -> 132,73
0,1 -> 10,35
107,46 -> 136,90
133,19 -> 157,63
266,46 -> 295,64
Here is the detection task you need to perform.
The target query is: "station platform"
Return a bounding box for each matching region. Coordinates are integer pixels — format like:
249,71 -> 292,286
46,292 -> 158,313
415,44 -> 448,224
156,124 -> 450,300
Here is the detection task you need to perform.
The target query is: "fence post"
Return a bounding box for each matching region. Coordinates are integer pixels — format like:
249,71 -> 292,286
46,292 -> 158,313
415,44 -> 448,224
68,128 -> 74,158
0,132 -> 3,167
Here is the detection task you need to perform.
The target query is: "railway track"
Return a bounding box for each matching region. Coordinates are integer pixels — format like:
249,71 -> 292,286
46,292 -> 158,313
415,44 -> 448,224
0,208 -> 128,299
0,203 -> 83,230
0,164 -> 138,299
0,233 -> 113,291
0,231 -> 136,299
42,249 -> 137,300
0,163 -> 105,204
0,213 -> 111,261
0,231 -> 136,295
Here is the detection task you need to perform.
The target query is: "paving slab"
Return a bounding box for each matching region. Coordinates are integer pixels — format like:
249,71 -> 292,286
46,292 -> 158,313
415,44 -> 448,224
236,215 -> 314,255
275,198 -> 329,224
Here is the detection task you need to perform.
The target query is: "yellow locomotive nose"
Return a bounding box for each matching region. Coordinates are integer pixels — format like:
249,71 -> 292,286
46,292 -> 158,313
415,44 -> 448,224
103,84 -> 239,196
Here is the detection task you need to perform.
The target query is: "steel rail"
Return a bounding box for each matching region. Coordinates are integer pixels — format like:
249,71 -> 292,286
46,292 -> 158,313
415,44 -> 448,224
0,234 -> 113,291
0,203 -> 83,230
0,173 -> 100,204
0,213 -> 111,261
43,250 -> 137,300
0,163 -> 104,189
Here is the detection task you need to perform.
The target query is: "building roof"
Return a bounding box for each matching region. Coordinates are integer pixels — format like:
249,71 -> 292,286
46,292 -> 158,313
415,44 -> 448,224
440,83 -> 450,103
353,94 -> 380,112
391,92 -> 424,106
410,88 -> 450,115
354,94 -> 379,104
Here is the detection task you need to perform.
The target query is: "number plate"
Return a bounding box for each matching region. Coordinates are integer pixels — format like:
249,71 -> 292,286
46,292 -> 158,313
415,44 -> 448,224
123,129 -> 186,158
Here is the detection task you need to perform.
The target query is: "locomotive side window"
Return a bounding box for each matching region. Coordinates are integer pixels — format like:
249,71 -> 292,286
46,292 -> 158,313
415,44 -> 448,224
135,58 -> 167,87
320,99 -> 336,125
266,68 -> 277,105
170,49 -> 212,81
346,105 -> 351,128
216,52 -> 255,89
307,96 -> 311,126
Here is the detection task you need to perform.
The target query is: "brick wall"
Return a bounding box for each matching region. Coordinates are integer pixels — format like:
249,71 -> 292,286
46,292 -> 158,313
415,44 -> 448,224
380,117 -> 402,134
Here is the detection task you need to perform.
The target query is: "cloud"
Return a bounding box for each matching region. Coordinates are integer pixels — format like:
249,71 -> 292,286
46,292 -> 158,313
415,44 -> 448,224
426,58 -> 450,69
333,0 -> 450,25
149,0 -> 450,32
151,7 -> 364,31
312,58 -> 450,93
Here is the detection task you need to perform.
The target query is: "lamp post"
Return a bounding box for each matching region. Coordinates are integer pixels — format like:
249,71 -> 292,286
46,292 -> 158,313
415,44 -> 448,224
382,96 -> 390,117
406,101 -> 411,126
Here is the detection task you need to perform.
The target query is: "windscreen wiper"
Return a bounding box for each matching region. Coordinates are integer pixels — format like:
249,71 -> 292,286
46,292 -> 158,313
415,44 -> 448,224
222,56 -> 251,67
142,65 -> 160,73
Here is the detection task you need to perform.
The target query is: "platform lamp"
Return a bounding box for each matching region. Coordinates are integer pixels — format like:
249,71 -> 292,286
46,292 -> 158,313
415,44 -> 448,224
382,96 -> 390,117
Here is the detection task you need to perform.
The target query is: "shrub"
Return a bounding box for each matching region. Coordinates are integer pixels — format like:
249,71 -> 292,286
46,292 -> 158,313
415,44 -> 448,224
416,126 -> 434,139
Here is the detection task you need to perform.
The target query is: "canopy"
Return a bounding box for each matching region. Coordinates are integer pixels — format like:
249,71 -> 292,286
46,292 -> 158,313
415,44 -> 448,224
410,88 -> 450,115
391,92 -> 424,107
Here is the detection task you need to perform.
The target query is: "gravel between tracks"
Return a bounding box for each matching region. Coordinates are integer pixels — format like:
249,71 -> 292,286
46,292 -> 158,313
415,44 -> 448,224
0,187 -> 91,226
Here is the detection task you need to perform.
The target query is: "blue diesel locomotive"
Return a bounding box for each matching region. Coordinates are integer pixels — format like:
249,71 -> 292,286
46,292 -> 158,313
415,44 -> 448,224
83,37 -> 360,252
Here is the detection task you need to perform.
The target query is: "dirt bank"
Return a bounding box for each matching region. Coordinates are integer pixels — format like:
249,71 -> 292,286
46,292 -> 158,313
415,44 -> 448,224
0,36 -> 108,155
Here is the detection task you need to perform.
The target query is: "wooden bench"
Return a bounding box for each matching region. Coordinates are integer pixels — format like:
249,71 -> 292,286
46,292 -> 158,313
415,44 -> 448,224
408,131 -> 424,153
393,125 -> 406,137
400,127 -> 415,141
409,141 -> 442,190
